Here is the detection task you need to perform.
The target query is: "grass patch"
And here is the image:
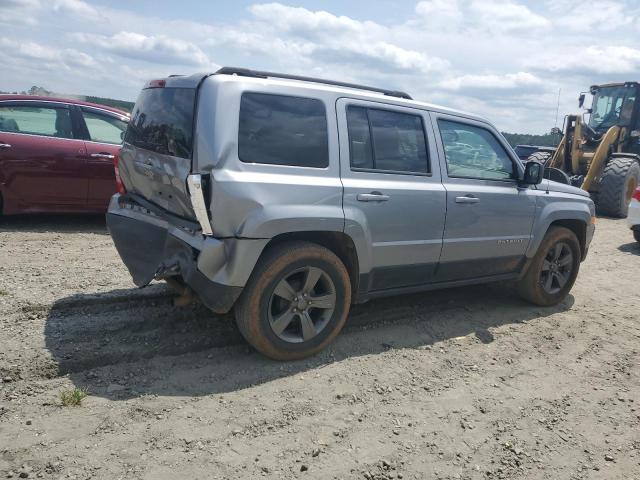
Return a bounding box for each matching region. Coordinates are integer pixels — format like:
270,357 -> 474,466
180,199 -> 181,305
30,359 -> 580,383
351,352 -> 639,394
60,388 -> 87,407
0,289 -> 8,296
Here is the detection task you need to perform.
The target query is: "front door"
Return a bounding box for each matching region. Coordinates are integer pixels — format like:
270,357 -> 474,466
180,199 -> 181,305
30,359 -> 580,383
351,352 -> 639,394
0,102 -> 87,212
337,98 -> 446,292
431,113 -> 537,281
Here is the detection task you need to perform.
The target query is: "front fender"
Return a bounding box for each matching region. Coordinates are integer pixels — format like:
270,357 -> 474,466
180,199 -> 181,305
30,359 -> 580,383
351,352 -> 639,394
527,195 -> 593,257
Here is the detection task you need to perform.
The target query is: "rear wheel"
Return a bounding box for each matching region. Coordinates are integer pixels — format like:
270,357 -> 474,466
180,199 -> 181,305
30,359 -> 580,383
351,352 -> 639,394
234,241 -> 351,360
517,227 -> 581,306
595,156 -> 640,218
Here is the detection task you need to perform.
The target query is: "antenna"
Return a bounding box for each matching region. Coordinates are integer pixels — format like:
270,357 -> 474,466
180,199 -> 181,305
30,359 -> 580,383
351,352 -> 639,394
554,87 -> 561,130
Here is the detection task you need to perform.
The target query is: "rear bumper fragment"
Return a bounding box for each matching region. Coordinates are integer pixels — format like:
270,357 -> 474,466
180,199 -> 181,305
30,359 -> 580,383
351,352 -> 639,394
106,210 -> 242,314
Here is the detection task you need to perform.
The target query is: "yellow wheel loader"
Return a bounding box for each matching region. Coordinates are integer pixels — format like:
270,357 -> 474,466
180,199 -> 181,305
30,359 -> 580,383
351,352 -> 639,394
528,82 -> 640,218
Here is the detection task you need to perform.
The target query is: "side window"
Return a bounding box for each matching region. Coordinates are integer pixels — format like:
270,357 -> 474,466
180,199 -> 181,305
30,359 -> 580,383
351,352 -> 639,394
0,105 -> 74,139
82,110 -> 127,145
238,93 -> 329,168
346,106 -> 429,174
438,119 -> 514,181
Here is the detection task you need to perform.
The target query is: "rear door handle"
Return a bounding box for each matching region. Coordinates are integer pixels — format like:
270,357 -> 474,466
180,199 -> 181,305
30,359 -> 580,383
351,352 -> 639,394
90,152 -> 115,160
357,192 -> 390,202
0,143 -> 11,149
455,195 -> 480,204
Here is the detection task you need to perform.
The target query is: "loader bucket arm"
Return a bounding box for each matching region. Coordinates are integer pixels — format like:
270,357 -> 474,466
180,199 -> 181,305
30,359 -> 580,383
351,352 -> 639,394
581,125 -> 620,191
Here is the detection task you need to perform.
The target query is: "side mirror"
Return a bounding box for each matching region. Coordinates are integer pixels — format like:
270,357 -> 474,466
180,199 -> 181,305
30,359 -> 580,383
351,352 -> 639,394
578,93 -> 586,108
522,161 -> 544,185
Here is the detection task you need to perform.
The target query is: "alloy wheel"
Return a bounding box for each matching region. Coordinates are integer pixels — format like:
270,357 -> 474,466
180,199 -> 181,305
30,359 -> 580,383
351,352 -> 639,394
539,241 -> 573,294
268,266 -> 336,343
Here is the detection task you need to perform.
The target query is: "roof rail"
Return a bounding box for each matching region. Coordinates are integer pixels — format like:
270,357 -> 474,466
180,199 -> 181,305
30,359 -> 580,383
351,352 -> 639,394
215,67 -> 412,100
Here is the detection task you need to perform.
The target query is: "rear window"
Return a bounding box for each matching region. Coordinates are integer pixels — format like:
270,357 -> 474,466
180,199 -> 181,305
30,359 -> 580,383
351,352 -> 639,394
238,93 -> 329,168
125,87 -> 195,159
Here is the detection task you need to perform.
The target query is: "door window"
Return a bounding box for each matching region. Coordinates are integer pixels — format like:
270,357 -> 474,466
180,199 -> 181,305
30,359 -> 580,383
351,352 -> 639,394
438,119 -> 514,181
0,105 -> 74,139
346,106 -> 429,174
82,110 -> 127,145
238,92 -> 329,168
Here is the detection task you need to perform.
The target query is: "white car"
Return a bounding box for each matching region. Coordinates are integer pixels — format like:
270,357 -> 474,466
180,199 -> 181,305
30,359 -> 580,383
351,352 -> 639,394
629,186 -> 640,243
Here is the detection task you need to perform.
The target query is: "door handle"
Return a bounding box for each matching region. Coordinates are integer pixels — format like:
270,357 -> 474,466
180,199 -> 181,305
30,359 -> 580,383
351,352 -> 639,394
357,192 -> 390,202
455,195 -> 480,204
0,143 -> 11,149
90,152 -> 115,160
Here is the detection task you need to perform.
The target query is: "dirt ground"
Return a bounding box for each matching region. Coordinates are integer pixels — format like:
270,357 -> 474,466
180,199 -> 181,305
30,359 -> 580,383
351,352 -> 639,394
0,215 -> 639,480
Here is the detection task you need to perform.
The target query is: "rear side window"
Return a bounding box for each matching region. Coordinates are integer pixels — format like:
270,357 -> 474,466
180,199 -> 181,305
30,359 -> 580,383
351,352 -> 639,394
125,87 -> 195,159
0,105 -> 74,139
238,93 -> 329,168
346,106 -> 429,174
82,110 -> 127,145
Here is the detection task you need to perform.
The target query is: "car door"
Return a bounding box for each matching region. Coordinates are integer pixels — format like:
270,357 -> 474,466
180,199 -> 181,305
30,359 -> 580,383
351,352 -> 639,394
431,112 -> 537,282
0,101 -> 87,213
337,98 -> 446,292
78,107 -> 128,210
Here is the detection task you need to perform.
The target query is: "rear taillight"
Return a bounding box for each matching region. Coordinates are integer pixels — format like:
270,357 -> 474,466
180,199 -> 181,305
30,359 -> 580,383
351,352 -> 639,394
633,187 -> 640,202
113,154 -> 126,194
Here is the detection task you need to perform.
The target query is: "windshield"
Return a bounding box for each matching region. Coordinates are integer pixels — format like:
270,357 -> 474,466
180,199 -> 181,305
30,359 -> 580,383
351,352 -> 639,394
124,87 -> 196,159
588,85 -> 637,131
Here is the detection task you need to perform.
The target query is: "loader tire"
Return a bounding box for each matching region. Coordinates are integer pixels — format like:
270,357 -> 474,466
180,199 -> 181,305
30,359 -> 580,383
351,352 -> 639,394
526,151 -> 553,166
596,156 -> 640,218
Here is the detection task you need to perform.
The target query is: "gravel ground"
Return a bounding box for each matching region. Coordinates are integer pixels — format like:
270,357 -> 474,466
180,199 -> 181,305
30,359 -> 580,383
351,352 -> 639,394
0,214 -> 639,480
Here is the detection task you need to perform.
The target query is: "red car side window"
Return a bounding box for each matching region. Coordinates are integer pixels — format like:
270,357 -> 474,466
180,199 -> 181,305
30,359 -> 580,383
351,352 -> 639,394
0,105 -> 74,139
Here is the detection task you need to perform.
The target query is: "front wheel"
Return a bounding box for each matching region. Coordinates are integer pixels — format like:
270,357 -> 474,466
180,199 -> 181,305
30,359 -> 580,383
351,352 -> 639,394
517,227 -> 581,306
234,241 -> 351,360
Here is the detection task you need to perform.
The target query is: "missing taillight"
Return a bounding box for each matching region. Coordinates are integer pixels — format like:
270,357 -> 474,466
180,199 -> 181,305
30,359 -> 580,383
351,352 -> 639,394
113,155 -> 126,194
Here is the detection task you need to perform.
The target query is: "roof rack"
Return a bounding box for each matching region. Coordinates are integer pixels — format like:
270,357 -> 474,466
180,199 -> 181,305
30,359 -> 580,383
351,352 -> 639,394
215,67 -> 412,100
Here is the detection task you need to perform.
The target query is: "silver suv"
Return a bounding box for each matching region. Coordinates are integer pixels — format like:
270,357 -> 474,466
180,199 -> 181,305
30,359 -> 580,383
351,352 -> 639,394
107,67 -> 595,360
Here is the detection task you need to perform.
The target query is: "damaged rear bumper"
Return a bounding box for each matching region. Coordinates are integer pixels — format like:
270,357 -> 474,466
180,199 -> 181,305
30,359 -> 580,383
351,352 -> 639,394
106,195 -> 267,314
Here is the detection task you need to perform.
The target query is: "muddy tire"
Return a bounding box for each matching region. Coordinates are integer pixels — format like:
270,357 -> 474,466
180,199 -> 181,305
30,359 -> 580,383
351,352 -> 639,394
517,227 -> 581,307
526,151 -> 553,166
596,157 -> 640,218
234,241 -> 351,361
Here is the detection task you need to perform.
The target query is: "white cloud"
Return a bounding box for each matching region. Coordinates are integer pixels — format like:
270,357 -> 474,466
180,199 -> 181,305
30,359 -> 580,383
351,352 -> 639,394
439,71 -> 543,91
530,45 -> 640,75
74,31 -> 213,67
469,0 -> 551,32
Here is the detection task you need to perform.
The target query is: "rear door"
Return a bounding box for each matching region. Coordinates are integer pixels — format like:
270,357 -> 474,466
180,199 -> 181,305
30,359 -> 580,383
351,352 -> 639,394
337,98 -> 446,291
431,113 -> 537,281
0,101 -> 87,212
79,107 -> 128,210
119,85 -> 196,219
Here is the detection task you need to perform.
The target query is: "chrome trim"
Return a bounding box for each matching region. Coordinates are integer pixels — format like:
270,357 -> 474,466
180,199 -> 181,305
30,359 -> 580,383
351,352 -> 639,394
187,174 -> 213,236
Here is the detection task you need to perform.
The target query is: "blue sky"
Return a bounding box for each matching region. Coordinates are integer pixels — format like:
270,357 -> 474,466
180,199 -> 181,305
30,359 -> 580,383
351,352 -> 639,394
2,0 -> 640,133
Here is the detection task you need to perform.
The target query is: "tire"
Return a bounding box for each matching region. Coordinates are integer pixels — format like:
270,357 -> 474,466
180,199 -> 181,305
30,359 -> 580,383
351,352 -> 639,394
595,156 -> 640,218
634,229 -> 640,244
526,151 -> 553,166
517,226 -> 581,307
234,241 -> 351,360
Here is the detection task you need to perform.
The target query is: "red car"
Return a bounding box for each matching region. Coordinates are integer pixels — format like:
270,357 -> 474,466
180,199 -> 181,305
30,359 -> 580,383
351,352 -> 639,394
0,95 -> 129,214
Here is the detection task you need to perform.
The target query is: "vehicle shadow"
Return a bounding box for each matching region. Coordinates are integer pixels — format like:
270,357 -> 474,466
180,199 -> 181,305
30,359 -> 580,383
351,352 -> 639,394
618,241 -> 640,255
0,213 -> 107,234
44,282 -> 574,399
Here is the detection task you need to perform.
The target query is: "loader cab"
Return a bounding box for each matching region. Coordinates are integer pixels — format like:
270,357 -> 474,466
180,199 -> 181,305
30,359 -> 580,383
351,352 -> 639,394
585,83 -> 640,150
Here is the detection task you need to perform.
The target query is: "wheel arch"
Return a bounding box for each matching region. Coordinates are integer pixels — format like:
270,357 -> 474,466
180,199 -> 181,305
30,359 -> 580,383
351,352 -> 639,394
260,231 -> 360,299
548,219 -> 587,260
